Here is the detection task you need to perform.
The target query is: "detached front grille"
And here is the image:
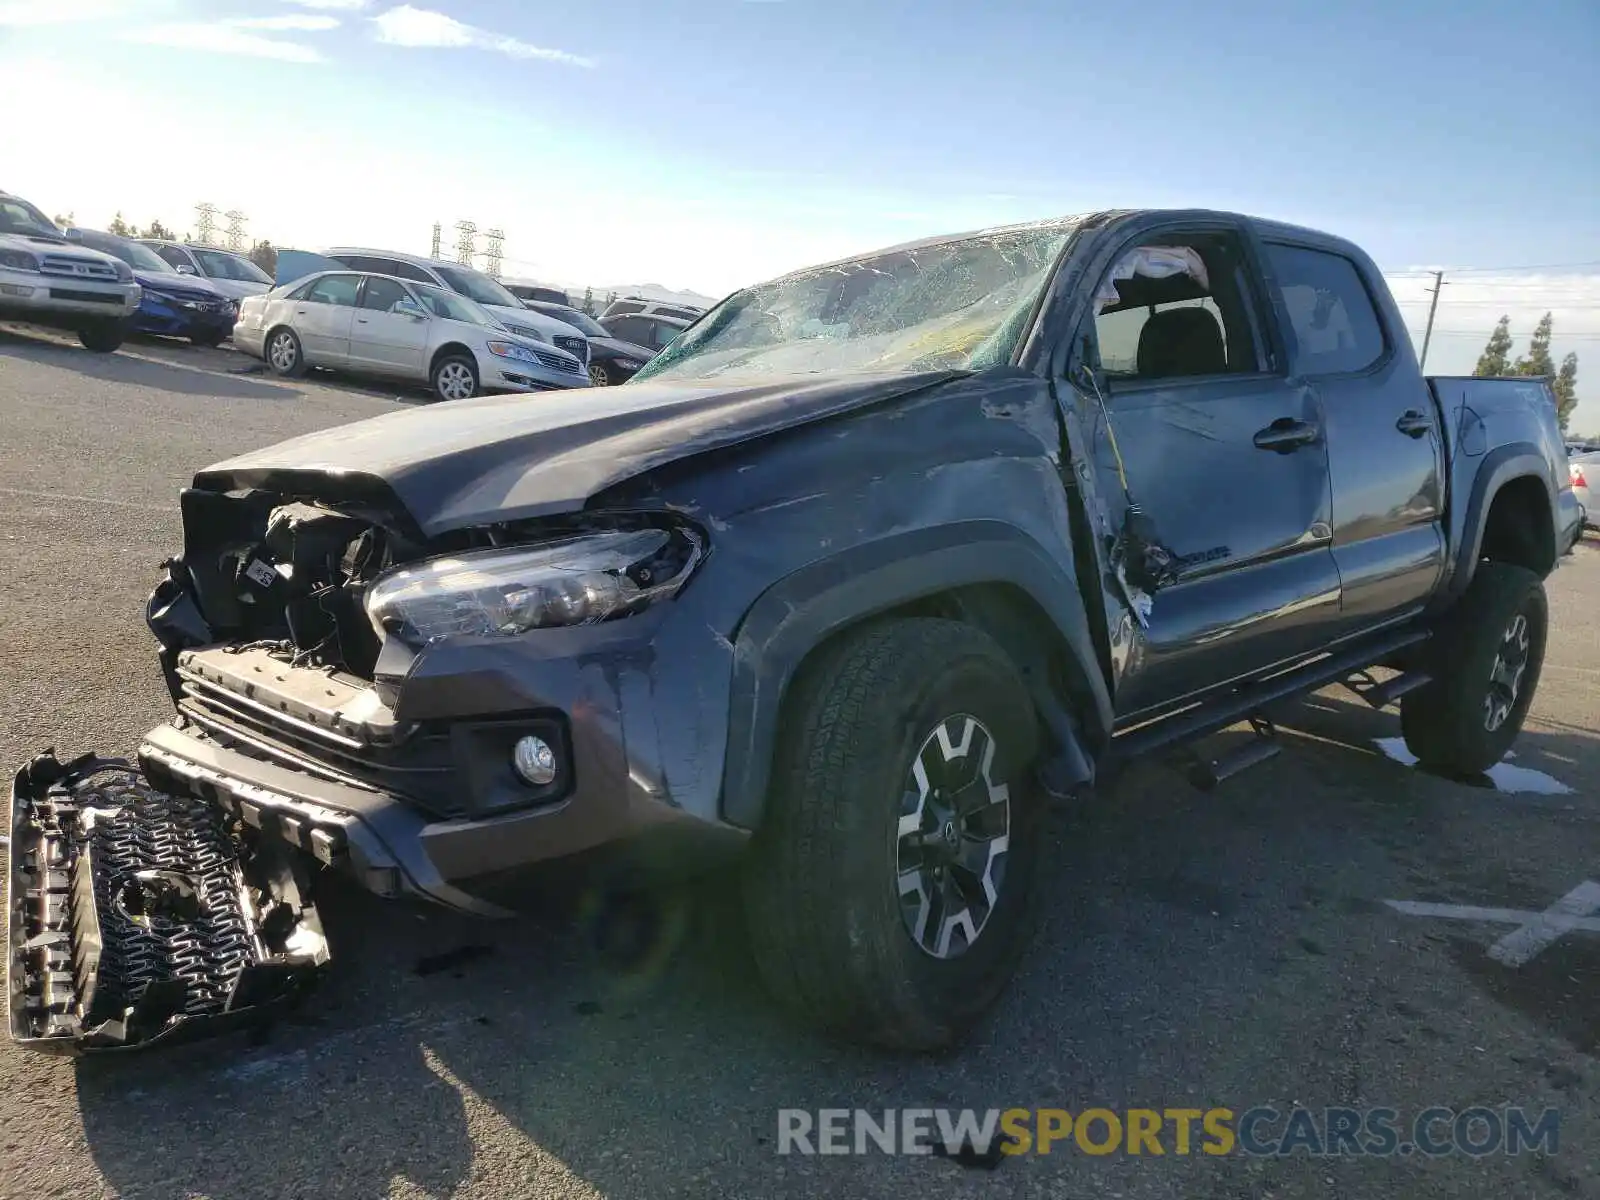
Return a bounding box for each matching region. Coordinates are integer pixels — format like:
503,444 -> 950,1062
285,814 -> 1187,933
534,347 -> 583,373
40,255 -> 118,281
552,335 -> 589,364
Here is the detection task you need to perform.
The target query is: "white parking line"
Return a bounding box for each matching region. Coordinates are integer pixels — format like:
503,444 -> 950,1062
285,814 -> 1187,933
1386,880 -> 1600,965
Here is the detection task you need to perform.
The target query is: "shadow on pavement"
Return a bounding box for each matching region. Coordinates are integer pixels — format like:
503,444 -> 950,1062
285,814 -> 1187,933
1,326 -> 304,402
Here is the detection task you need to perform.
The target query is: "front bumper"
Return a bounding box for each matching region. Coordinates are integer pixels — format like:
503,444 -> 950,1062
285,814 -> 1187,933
482,349 -> 590,392
0,267 -> 140,322
132,294 -> 235,338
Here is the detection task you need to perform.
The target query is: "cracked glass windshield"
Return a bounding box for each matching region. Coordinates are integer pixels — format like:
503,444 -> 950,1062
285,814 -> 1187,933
634,220 -> 1082,382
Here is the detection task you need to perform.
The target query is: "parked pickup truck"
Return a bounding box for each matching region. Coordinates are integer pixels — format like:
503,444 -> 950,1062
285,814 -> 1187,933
0,190 -> 141,352
9,209 -> 1584,1056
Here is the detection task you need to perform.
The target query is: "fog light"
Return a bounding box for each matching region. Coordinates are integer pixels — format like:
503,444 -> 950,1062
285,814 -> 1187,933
0,284 -> 34,297
513,735 -> 557,786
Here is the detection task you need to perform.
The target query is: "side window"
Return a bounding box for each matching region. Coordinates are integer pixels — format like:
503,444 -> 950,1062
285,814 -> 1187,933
1088,236 -> 1265,383
651,321 -> 679,349
304,274 -> 360,306
610,317 -> 643,344
360,276 -> 411,312
380,259 -> 435,284
610,301 -> 645,318
155,245 -> 192,270
1265,244 -> 1386,375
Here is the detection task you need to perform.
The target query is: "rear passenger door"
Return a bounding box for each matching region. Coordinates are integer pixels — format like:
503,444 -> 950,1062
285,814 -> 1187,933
1074,223 -> 1340,720
1260,242 -> 1445,635
292,274 -> 359,365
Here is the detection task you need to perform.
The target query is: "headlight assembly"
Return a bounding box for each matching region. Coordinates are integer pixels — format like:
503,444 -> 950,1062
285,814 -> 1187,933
0,249 -> 40,272
112,260 -> 134,283
504,323 -> 547,343
365,526 -> 703,644
486,339 -> 540,364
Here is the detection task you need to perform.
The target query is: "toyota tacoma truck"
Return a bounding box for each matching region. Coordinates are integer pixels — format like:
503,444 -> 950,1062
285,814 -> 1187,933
9,209 -> 1583,1055
0,191 -> 141,352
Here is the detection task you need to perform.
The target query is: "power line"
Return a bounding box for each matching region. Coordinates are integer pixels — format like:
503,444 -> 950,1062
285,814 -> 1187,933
1386,259 -> 1600,276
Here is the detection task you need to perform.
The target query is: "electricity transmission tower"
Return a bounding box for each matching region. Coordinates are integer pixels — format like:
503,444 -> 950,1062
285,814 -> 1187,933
484,229 -> 505,278
224,210 -> 248,252
454,221 -> 477,266
194,202 -> 218,246
430,222 -> 442,259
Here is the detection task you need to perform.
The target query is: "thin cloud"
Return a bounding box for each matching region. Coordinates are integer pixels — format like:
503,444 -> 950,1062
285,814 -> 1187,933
235,14 -> 341,31
371,4 -> 593,67
0,0 -> 126,24
126,22 -> 326,63
283,0 -> 369,8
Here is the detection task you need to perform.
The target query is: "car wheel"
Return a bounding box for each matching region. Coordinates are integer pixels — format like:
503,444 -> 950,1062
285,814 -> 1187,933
431,354 -> 479,402
743,617 -> 1043,1051
588,362 -> 612,387
1401,562 -> 1547,775
190,330 -> 227,349
266,327 -> 305,377
77,320 -> 125,353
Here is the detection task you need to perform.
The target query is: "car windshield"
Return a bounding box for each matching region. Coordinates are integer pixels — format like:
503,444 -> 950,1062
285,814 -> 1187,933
413,282 -> 495,326
195,248 -> 271,283
632,222 -> 1080,383
0,197 -> 62,239
90,237 -> 175,273
537,305 -> 608,337
435,264 -> 521,309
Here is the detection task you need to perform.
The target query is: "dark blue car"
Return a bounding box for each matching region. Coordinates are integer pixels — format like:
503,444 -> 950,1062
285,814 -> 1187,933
67,229 -> 236,346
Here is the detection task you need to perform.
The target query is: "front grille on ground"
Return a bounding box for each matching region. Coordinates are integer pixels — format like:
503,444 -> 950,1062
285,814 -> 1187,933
8,752 -> 328,1053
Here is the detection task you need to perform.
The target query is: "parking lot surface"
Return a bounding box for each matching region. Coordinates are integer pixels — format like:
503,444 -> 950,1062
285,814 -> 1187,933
1,325 -> 1597,1199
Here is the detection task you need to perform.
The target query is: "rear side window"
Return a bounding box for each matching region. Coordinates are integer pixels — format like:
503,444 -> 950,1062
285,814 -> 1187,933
1266,244 -> 1386,375
608,301 -> 645,317
304,274 -> 360,306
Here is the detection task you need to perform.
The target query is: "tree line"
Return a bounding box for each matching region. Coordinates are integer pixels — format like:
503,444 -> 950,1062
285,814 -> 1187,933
1473,313 -> 1580,432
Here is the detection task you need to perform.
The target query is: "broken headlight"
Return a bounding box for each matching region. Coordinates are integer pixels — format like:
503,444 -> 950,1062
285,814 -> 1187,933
365,526 -> 702,643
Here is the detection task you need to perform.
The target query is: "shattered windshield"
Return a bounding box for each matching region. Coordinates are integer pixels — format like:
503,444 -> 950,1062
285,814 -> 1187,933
632,221 -> 1080,383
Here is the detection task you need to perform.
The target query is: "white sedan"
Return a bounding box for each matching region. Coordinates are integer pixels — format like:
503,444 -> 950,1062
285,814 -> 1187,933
233,270 -> 589,401
1572,450 -> 1598,531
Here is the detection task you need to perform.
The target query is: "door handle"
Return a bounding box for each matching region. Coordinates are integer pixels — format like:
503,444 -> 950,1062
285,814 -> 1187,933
1253,416 -> 1321,453
356,317 -> 370,324
1396,410 -> 1433,438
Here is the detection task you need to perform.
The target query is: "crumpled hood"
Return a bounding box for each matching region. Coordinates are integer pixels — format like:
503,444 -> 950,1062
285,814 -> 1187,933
195,371 -> 958,537
138,271 -> 228,299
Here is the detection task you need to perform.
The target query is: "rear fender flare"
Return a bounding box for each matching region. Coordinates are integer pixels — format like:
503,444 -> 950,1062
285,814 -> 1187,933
1442,443 -> 1556,603
718,521 -> 1112,829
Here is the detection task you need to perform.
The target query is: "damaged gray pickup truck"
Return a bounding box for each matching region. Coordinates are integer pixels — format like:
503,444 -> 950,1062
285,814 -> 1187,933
10,210 -> 1585,1055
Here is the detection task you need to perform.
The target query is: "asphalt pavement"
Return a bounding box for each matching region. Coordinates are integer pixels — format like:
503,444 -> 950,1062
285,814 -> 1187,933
1,324 -> 1597,1199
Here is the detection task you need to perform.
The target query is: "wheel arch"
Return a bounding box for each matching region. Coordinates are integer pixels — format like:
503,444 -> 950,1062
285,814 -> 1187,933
718,521 -> 1113,829
1443,444 -> 1558,603
429,342 -> 477,377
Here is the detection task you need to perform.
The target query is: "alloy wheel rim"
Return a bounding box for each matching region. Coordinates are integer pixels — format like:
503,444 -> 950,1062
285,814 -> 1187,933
269,334 -> 296,371
588,364 -> 609,386
895,714 -> 1010,959
1484,610 -> 1531,732
437,362 -> 474,400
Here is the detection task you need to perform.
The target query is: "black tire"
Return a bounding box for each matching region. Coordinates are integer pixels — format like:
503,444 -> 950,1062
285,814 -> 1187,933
1401,562 -> 1547,775
743,617 -> 1043,1051
588,362 -> 612,387
431,354 -> 479,402
77,321 -> 124,353
190,329 -> 226,348
265,326 -> 305,377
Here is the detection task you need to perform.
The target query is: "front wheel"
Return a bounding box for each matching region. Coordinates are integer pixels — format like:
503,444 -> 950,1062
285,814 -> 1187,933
77,320 -> 125,353
588,362 -> 612,387
743,618 -> 1043,1051
1401,562 -> 1547,775
431,354 -> 479,402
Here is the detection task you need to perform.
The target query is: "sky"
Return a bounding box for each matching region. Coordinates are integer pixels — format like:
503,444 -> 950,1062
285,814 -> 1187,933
2,0 -> 1597,426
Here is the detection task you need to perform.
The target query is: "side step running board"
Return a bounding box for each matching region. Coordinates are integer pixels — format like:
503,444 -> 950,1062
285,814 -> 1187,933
1109,625 -> 1429,765
1343,668 -> 1433,710
1187,716 -> 1280,790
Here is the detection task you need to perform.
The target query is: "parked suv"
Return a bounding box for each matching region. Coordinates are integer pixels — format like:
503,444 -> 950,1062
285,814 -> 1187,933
503,280 -> 571,307
599,296 -> 705,322
310,249 -> 592,370
9,209 -> 1583,1057
0,191 -> 141,351
140,240 -> 272,303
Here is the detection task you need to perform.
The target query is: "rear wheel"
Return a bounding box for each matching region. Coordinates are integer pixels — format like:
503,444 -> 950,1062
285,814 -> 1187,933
77,320 -> 124,353
1401,562 -> 1547,775
743,618 -> 1043,1051
431,354 -> 479,402
266,327 -> 305,377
